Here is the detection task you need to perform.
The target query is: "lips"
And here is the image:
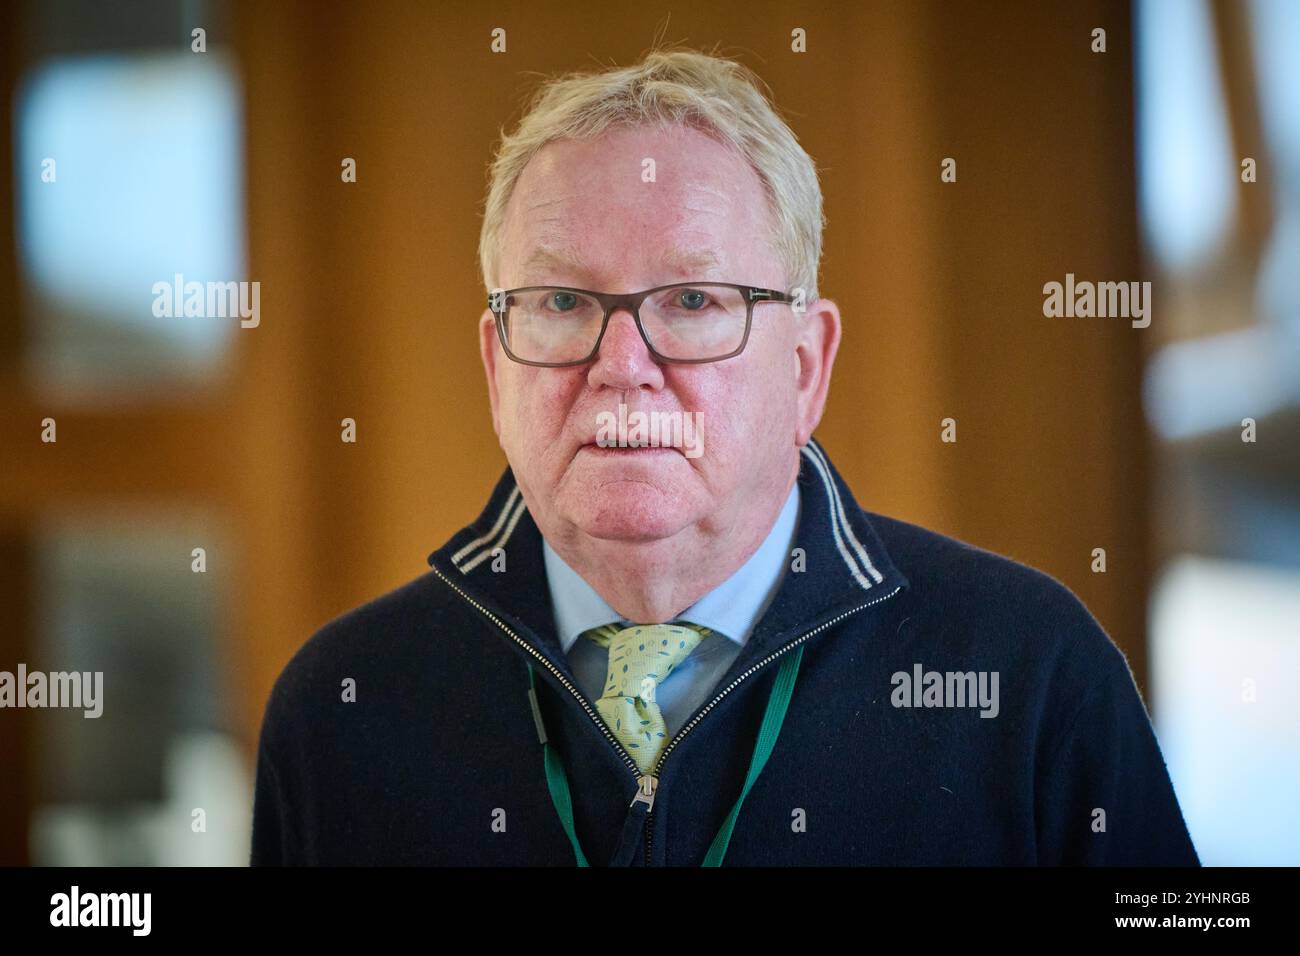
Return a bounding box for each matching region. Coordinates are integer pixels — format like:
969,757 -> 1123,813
580,441 -> 679,455
581,403 -> 694,455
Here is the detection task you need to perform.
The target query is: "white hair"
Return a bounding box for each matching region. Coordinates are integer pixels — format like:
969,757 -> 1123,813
478,46 -> 825,301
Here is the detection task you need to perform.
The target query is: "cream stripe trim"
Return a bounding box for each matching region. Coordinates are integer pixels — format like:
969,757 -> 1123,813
458,494 -> 528,574
800,443 -> 879,591
806,440 -> 884,584
452,484 -> 522,570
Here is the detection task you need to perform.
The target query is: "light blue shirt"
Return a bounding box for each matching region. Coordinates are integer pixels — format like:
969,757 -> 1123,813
541,482 -> 801,738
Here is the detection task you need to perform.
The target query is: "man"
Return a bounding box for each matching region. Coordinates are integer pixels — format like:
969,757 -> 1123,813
251,48 -> 1199,866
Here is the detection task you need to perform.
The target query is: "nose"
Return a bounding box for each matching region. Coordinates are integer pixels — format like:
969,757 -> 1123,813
587,306 -> 665,391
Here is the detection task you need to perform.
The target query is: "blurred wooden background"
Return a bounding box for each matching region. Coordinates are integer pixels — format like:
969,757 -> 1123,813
2,0 -> 1147,862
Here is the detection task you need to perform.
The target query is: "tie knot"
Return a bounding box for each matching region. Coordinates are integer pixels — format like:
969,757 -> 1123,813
584,621 -> 713,702
582,620 -> 712,650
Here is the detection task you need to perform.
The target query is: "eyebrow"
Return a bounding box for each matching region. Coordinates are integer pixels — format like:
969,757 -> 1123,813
516,243 -> 723,285
518,244 -> 588,283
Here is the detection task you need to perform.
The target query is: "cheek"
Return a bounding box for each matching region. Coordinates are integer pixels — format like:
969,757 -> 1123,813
691,376 -> 763,451
498,372 -> 578,445
495,373 -> 534,446
736,352 -> 797,439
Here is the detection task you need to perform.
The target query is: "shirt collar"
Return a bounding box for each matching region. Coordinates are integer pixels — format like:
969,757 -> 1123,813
542,480 -> 801,652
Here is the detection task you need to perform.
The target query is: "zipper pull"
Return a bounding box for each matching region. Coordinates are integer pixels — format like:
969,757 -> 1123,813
630,774 -> 657,812
610,775 -> 657,866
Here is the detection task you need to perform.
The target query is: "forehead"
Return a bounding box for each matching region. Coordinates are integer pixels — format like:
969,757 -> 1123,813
500,123 -> 776,286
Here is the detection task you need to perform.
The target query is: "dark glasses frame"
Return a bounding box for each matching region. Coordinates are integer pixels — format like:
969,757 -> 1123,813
486,281 -> 794,367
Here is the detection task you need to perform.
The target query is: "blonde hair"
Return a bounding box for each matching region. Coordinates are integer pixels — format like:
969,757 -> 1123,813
478,46 -> 825,302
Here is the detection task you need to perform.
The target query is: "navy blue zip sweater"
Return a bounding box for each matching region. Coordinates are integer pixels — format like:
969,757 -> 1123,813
250,437 -> 1200,866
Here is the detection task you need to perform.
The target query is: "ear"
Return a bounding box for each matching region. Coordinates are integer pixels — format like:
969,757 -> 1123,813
792,297 -> 842,447
479,308 -> 503,439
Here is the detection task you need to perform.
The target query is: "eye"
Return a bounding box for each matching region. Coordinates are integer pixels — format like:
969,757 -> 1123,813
548,291 -> 579,311
676,289 -> 711,310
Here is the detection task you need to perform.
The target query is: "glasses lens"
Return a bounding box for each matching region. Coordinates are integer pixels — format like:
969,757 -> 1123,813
503,289 -> 604,364
640,284 -> 749,360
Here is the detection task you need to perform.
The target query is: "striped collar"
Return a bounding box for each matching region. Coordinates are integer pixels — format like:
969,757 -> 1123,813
428,436 -> 909,672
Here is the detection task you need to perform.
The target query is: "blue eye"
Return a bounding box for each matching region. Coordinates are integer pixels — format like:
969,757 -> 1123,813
678,289 -> 709,310
550,292 -> 579,311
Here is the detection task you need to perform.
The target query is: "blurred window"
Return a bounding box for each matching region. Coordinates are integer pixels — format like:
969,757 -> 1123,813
1136,0 -> 1300,866
14,50 -> 244,395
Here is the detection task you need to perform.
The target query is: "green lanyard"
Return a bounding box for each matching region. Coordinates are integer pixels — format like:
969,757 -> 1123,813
527,644 -> 805,867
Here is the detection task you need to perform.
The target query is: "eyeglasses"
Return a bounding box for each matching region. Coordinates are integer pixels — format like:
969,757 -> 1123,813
486,282 -> 794,367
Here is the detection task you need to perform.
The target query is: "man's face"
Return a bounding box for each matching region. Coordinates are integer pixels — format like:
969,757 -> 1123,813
480,123 -> 835,548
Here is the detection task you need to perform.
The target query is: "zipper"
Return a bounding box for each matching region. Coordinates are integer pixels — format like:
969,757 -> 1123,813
431,561 -> 901,866
641,584 -> 903,865
429,563 -> 645,781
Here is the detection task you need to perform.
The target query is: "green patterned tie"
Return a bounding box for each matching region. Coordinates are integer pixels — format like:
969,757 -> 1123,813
582,621 -> 712,775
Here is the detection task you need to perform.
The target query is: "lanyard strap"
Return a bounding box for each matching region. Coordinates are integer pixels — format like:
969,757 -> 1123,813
526,664 -> 590,866
527,644 -> 805,867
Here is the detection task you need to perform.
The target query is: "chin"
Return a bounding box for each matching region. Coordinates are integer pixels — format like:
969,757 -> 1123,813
561,480 -> 698,543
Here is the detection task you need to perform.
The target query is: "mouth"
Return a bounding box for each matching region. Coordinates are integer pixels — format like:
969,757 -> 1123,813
580,441 -> 681,456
